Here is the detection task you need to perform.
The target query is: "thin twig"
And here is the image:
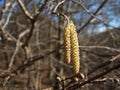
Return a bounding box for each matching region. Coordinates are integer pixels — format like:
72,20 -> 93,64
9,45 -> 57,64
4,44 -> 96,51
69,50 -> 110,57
18,0 -> 48,59
34,0 -> 48,21
70,0 -> 111,33
52,0 -> 69,22
8,30 -> 29,71
0,44 -> 63,78
52,0 -> 66,14
0,25 -> 17,42
3,2 -> 17,29
67,62 -> 120,90
91,77 -> 120,83
87,54 -> 120,75
17,0 -> 33,20
80,46 -> 120,53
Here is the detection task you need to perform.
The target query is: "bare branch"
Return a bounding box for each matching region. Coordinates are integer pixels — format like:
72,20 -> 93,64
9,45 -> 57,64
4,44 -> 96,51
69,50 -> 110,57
52,0 -> 70,22
67,62 -> 120,90
52,0 -> 66,14
19,0 -> 48,58
70,0 -> 110,33
8,29 -> 29,71
2,2 -> 17,29
91,77 -> 120,83
0,26 -> 17,42
88,54 -> 120,75
0,44 -> 62,78
17,0 -> 33,20
80,45 -> 120,53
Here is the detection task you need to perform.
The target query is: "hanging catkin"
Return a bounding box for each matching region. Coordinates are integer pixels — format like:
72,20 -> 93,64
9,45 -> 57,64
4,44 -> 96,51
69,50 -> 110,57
64,20 -> 80,74
64,22 -> 71,63
69,21 -> 80,74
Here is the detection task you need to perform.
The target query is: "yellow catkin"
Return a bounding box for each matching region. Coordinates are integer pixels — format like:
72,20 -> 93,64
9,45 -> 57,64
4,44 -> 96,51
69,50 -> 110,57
70,21 -> 80,74
64,22 -> 71,63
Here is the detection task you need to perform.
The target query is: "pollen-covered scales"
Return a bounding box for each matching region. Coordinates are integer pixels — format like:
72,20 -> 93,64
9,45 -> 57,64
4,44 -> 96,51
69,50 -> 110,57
64,21 -> 71,63
64,21 -> 80,74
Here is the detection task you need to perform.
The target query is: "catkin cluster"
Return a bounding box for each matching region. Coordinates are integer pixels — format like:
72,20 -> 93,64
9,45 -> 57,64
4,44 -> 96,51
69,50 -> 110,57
64,21 -> 80,74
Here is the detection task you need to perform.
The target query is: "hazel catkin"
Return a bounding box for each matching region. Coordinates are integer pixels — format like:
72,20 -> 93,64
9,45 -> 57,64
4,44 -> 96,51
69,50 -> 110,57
69,21 -> 80,74
64,20 -> 80,74
64,22 -> 71,63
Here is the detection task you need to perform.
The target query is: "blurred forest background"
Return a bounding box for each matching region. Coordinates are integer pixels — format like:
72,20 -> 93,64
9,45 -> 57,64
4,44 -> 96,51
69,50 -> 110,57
0,0 -> 120,90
